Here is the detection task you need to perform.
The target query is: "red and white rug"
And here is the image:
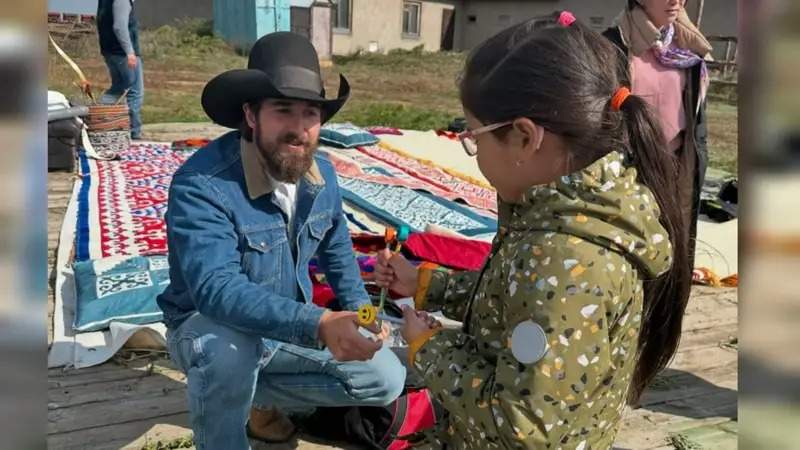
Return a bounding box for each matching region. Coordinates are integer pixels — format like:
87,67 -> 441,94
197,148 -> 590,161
76,142 -> 194,261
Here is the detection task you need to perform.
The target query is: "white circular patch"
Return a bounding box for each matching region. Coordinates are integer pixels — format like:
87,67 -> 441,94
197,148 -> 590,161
510,320 -> 548,364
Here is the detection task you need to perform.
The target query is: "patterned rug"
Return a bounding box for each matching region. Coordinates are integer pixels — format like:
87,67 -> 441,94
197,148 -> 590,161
76,143 -> 195,261
321,145 -> 497,213
337,177 -> 497,237
76,143 -> 393,262
358,145 -> 497,212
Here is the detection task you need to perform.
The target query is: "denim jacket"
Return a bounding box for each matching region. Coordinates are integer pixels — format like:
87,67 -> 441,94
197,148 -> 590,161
157,131 -> 371,348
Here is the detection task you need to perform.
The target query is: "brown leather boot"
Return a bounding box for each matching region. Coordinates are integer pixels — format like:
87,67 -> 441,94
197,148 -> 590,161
246,406 -> 296,443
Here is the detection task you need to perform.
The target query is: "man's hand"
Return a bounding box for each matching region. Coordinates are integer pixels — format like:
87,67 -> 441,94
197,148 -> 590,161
127,53 -> 138,70
318,310 -> 382,361
375,249 -> 418,297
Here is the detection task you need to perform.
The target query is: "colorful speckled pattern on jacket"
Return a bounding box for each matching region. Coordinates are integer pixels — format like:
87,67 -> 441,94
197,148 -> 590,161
410,151 -> 673,450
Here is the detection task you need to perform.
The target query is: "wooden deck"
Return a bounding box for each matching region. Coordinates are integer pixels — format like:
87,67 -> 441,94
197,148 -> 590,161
46,136 -> 738,449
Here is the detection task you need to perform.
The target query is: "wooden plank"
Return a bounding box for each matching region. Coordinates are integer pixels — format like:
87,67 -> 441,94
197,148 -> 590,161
48,412 -> 191,450
668,343 -> 737,374
617,417 -> 734,450
617,368 -> 737,449
50,357 -> 176,377
49,413 -> 357,450
48,171 -> 74,356
613,290 -> 739,448
630,391 -> 736,428
48,364 -> 155,388
48,360 -> 152,378
640,359 -> 737,407
618,409 -> 736,449
674,322 -> 737,354
49,195 -> 72,208
48,381 -> 189,434
49,367 -> 185,410
680,291 -> 737,332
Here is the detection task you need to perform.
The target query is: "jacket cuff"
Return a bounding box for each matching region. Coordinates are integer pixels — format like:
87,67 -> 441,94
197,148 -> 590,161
294,304 -> 327,349
414,262 -> 440,310
406,327 -> 440,366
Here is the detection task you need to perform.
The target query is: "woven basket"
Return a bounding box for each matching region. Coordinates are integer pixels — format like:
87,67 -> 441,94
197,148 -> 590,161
86,104 -> 131,157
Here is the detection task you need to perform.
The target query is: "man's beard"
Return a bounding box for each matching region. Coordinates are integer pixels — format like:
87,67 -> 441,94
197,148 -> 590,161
254,122 -> 317,184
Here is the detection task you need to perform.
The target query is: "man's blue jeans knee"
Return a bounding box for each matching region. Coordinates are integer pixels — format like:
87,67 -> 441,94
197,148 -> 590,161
99,53 -> 144,139
254,334 -> 406,414
167,314 -> 406,450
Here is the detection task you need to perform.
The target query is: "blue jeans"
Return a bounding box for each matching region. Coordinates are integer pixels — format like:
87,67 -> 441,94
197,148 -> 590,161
99,53 -> 144,139
166,313 -> 406,450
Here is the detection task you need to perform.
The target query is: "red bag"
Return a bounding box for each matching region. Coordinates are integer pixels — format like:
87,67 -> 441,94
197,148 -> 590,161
299,388 -> 442,449
384,389 -> 440,449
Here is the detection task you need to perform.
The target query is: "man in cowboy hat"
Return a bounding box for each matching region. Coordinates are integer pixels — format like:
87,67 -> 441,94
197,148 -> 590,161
157,32 -> 405,449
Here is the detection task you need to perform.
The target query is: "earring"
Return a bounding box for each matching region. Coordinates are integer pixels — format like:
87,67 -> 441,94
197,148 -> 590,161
516,161 -> 523,167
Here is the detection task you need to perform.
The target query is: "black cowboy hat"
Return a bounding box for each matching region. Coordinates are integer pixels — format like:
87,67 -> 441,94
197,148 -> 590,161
201,32 -> 349,128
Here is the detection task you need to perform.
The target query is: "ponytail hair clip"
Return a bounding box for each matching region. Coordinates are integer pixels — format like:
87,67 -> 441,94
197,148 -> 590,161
558,11 -> 577,27
611,86 -> 631,111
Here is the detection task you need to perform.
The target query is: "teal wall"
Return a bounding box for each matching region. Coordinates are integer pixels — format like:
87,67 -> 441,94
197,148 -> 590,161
214,0 -> 290,51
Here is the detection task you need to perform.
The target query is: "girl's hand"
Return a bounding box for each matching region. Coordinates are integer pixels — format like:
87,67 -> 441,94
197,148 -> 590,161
400,305 -> 441,343
375,249 -> 418,297
375,321 -> 392,342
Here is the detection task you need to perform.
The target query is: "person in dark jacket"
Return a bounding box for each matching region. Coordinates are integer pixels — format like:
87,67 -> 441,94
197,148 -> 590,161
603,0 -> 712,268
96,0 -> 144,139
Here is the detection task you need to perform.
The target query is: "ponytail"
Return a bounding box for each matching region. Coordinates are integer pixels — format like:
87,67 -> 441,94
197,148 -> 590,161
619,95 -> 692,404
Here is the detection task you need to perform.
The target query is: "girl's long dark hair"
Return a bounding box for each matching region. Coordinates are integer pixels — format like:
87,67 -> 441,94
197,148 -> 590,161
459,12 -> 691,403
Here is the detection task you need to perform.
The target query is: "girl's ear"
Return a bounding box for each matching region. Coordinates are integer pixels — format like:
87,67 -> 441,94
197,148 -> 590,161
512,117 -> 545,156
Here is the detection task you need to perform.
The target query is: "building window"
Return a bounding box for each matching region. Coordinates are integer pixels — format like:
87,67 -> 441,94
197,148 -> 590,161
332,0 -> 351,32
402,1 -> 421,37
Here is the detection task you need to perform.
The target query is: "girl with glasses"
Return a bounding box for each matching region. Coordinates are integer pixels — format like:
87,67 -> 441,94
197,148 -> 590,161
376,11 -> 690,449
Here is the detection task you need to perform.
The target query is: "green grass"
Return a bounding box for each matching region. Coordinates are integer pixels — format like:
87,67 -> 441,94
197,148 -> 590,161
48,21 -> 737,171
335,102 -> 455,130
706,102 -> 738,174
48,19 -> 244,124
667,432 -> 704,450
328,47 -> 464,129
140,435 -> 193,450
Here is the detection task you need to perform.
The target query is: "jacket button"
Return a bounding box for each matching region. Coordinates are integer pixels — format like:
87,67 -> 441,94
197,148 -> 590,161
260,241 -> 266,248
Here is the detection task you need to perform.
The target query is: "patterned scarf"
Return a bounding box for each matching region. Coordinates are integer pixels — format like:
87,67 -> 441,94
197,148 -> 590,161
654,23 -> 710,107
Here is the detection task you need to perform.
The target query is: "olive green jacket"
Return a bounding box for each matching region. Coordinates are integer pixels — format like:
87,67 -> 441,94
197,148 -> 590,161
411,151 -> 673,450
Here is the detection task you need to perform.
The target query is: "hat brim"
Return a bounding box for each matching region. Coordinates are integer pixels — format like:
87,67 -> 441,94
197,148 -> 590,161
201,70 -> 350,128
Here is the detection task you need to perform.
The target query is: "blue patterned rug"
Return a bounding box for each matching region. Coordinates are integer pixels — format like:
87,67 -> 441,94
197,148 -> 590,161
337,177 -> 497,236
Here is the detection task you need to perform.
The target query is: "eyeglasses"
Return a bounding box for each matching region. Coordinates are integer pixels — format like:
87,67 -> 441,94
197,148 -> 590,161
457,121 -> 513,156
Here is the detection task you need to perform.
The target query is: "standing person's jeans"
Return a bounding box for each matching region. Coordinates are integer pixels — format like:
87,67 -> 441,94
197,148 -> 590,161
166,313 -> 406,450
99,53 -> 144,139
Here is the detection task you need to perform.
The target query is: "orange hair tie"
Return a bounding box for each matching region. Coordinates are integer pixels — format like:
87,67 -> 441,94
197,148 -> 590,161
611,86 -> 631,111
